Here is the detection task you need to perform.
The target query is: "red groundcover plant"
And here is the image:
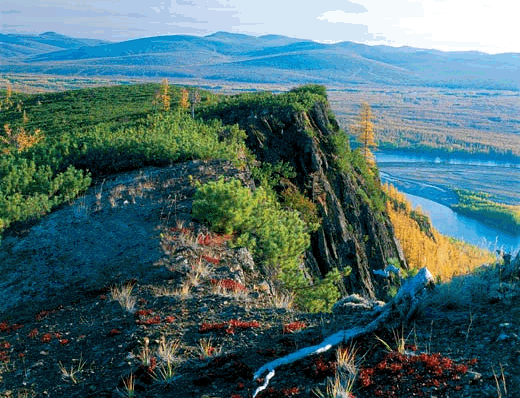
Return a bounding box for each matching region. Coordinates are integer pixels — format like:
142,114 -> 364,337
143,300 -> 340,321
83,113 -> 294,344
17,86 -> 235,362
358,349 -> 476,397
283,321 -> 307,334
199,319 -> 260,334
210,279 -> 247,292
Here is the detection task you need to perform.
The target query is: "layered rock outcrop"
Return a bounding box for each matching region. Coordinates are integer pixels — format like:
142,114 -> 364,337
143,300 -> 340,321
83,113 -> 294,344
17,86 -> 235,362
202,94 -> 407,299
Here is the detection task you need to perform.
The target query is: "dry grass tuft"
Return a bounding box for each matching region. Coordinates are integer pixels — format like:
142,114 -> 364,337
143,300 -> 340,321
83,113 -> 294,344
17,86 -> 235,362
374,328 -> 407,355
492,363 -> 507,398
421,263 -> 514,311
0,389 -> 37,398
336,344 -> 359,374
149,285 -> 177,297
313,345 -> 358,398
157,336 -> 182,364
57,355 -> 86,384
269,290 -> 295,310
173,281 -> 192,299
197,337 -> 221,359
137,337 -> 153,368
110,283 -> 136,312
120,373 -> 136,398
193,257 -> 212,277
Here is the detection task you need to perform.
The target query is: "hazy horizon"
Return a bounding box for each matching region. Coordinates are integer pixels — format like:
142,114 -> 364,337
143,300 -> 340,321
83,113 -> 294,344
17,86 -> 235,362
1,0 -> 518,55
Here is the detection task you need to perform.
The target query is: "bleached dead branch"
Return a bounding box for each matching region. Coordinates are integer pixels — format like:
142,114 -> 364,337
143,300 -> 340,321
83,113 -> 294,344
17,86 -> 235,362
253,268 -> 434,397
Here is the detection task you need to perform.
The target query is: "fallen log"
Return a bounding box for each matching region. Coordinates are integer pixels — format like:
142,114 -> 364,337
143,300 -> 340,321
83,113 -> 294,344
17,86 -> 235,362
253,267 -> 434,397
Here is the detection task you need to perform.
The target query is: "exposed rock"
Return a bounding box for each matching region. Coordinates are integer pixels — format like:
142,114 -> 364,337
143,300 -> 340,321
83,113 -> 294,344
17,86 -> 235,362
332,293 -> 385,314
496,333 -> 511,342
467,370 -> 482,382
233,247 -> 256,273
203,99 -> 407,299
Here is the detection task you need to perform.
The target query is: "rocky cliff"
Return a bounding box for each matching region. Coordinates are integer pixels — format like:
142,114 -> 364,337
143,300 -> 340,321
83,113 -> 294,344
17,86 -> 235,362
201,89 -> 407,299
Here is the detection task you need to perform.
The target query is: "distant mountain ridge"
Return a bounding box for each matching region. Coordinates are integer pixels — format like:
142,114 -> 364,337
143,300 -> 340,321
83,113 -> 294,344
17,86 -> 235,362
2,31 -> 520,89
0,32 -> 108,60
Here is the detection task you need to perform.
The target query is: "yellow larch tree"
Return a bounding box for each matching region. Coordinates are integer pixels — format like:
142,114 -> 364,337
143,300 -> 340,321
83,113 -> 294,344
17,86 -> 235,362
1,82 -> 13,111
179,88 -> 190,110
352,102 -> 377,166
383,183 -> 495,281
160,79 -> 171,112
1,124 -> 44,154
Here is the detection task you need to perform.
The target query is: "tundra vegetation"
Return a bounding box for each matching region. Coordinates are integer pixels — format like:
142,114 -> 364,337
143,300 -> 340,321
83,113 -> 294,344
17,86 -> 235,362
0,81 -> 515,398
0,82 -> 494,302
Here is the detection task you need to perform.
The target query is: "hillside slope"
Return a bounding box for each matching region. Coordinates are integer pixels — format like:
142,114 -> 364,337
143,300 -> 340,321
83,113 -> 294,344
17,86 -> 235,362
0,84 -> 406,301
3,31 -> 520,89
0,161 -> 518,398
0,83 -> 518,397
0,32 -> 108,60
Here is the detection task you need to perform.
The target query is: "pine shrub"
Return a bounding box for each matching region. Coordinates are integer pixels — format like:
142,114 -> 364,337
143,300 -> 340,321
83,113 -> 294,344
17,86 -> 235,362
192,177 -> 256,235
192,178 -> 342,312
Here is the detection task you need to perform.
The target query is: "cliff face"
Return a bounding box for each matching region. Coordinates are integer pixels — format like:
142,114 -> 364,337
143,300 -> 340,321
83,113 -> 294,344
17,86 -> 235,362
202,94 -> 407,299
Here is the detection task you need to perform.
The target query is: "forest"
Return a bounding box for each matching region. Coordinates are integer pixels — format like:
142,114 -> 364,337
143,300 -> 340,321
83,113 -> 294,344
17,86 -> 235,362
328,86 -> 520,161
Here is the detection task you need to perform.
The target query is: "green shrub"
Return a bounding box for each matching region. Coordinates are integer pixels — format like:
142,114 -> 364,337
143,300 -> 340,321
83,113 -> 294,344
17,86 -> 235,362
250,161 -> 296,189
298,268 -> 344,313
198,85 -> 329,121
192,177 -> 256,235
192,177 -> 342,312
328,130 -> 352,174
25,111 -> 247,177
250,161 -> 320,232
289,84 -> 328,100
452,189 -> 520,234
0,86 -> 248,241
251,187 -> 309,288
350,149 -> 386,212
192,178 -> 309,275
0,155 -> 91,234
280,185 -> 321,232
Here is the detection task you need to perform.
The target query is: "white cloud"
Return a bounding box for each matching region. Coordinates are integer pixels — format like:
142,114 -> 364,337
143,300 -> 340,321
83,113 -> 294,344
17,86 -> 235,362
318,10 -> 357,23
397,0 -> 519,53
317,1 -> 368,23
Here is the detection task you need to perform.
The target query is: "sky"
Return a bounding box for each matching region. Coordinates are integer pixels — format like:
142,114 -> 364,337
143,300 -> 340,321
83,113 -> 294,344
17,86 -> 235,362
1,0 -> 518,54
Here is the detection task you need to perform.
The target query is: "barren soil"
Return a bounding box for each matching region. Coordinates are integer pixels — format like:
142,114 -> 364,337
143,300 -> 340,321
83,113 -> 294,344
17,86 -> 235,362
1,161 -> 519,398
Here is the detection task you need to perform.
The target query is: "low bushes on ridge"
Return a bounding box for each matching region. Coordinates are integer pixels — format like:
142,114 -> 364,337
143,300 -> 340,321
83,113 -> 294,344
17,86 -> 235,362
192,177 -> 342,312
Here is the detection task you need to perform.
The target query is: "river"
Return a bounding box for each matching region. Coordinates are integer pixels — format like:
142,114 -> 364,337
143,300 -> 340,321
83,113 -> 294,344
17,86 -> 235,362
376,151 -> 520,254
375,151 -> 520,169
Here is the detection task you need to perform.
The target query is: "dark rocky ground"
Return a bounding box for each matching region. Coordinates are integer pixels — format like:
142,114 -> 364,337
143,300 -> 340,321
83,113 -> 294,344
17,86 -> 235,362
1,161 -> 519,398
